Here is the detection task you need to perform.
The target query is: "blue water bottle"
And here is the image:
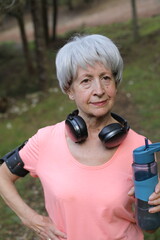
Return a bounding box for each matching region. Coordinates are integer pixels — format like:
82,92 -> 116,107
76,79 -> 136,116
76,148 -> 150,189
132,138 -> 160,231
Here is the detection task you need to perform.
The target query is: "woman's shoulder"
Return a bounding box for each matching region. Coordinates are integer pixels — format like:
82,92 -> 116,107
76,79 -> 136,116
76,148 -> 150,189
26,121 -> 65,149
37,121 -> 65,138
127,128 -> 149,146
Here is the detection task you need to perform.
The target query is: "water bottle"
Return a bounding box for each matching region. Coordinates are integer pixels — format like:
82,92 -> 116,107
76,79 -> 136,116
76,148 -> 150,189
132,138 -> 160,231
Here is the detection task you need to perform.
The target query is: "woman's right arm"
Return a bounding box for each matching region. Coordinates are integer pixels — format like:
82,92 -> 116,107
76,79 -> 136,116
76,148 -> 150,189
0,163 -> 67,240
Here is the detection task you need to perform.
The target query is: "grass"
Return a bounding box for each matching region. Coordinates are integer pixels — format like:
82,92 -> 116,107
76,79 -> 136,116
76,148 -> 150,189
0,14 -> 160,239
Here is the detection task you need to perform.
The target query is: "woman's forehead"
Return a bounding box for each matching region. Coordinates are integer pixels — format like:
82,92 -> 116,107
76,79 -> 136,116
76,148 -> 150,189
76,62 -> 111,75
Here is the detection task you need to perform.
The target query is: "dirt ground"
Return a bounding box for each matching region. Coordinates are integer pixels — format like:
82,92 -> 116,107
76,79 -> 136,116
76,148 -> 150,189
0,0 -> 160,43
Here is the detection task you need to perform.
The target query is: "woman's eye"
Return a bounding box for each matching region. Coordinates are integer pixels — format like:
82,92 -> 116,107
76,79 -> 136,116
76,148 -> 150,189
103,76 -> 111,84
103,76 -> 110,80
82,79 -> 90,84
80,78 -> 91,88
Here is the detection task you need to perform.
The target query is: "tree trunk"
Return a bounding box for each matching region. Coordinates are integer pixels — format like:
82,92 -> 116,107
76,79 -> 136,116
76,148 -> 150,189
52,0 -> 58,41
67,0 -> 73,10
131,0 -> 139,41
42,0 -> 49,46
30,0 -> 49,91
84,0 -> 92,3
16,14 -> 34,75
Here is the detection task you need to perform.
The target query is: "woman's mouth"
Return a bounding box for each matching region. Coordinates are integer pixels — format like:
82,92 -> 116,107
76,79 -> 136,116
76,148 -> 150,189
91,100 -> 108,107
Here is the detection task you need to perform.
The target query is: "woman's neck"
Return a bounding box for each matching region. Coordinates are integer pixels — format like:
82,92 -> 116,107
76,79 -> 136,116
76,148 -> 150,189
80,112 -> 116,132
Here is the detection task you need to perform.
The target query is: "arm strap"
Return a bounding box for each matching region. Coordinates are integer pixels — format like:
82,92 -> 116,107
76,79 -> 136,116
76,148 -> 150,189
0,141 -> 29,177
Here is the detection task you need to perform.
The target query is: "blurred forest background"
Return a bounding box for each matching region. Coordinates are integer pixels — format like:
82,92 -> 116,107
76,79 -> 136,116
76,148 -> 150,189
0,0 -> 160,239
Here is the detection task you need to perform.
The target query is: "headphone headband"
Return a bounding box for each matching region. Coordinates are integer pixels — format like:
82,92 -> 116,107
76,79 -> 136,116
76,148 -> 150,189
110,112 -> 129,131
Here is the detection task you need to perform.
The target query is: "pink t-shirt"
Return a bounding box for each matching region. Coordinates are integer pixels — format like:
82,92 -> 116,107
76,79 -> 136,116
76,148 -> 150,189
20,121 -> 145,240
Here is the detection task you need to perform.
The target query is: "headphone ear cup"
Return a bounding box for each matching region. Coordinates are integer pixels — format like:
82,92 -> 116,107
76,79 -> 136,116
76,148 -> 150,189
65,115 -> 88,143
99,123 -> 124,148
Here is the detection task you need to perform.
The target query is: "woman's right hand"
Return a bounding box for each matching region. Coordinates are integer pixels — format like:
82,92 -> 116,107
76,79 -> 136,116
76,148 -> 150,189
21,213 -> 67,240
0,164 -> 67,240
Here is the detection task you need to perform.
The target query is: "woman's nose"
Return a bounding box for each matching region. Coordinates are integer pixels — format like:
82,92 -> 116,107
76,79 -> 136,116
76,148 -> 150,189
93,79 -> 105,96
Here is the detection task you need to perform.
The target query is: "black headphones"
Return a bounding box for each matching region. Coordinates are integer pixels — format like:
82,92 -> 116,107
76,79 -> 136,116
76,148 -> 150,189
65,110 -> 130,148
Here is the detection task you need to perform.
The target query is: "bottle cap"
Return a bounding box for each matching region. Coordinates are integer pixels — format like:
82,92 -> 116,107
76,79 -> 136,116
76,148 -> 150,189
133,138 -> 160,164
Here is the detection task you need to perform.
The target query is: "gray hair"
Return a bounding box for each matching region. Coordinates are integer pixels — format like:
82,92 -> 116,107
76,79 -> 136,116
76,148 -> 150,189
55,34 -> 123,93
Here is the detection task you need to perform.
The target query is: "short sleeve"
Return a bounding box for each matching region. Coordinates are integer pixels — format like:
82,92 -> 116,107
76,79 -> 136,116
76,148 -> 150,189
19,131 -> 39,177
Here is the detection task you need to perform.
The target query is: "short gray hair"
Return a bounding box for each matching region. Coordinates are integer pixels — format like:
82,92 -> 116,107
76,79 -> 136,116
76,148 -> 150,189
55,34 -> 123,93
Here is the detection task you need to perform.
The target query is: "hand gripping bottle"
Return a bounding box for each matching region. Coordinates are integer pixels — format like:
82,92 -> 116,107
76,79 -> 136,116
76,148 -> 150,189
132,138 -> 160,231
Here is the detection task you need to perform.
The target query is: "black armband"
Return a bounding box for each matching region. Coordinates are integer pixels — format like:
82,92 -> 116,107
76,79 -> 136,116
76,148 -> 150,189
0,141 -> 29,177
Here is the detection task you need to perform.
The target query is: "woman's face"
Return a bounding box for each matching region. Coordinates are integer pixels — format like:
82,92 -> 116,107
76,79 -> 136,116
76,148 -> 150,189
67,62 -> 117,119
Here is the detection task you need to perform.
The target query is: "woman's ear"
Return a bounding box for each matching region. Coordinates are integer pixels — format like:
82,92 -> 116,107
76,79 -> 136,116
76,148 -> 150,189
66,88 -> 75,101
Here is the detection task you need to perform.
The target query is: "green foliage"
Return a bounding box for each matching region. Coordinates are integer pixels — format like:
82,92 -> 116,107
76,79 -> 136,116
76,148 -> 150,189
0,42 -> 41,97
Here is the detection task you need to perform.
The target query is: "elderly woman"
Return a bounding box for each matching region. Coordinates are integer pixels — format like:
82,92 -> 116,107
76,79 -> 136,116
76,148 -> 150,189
0,34 -> 160,240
